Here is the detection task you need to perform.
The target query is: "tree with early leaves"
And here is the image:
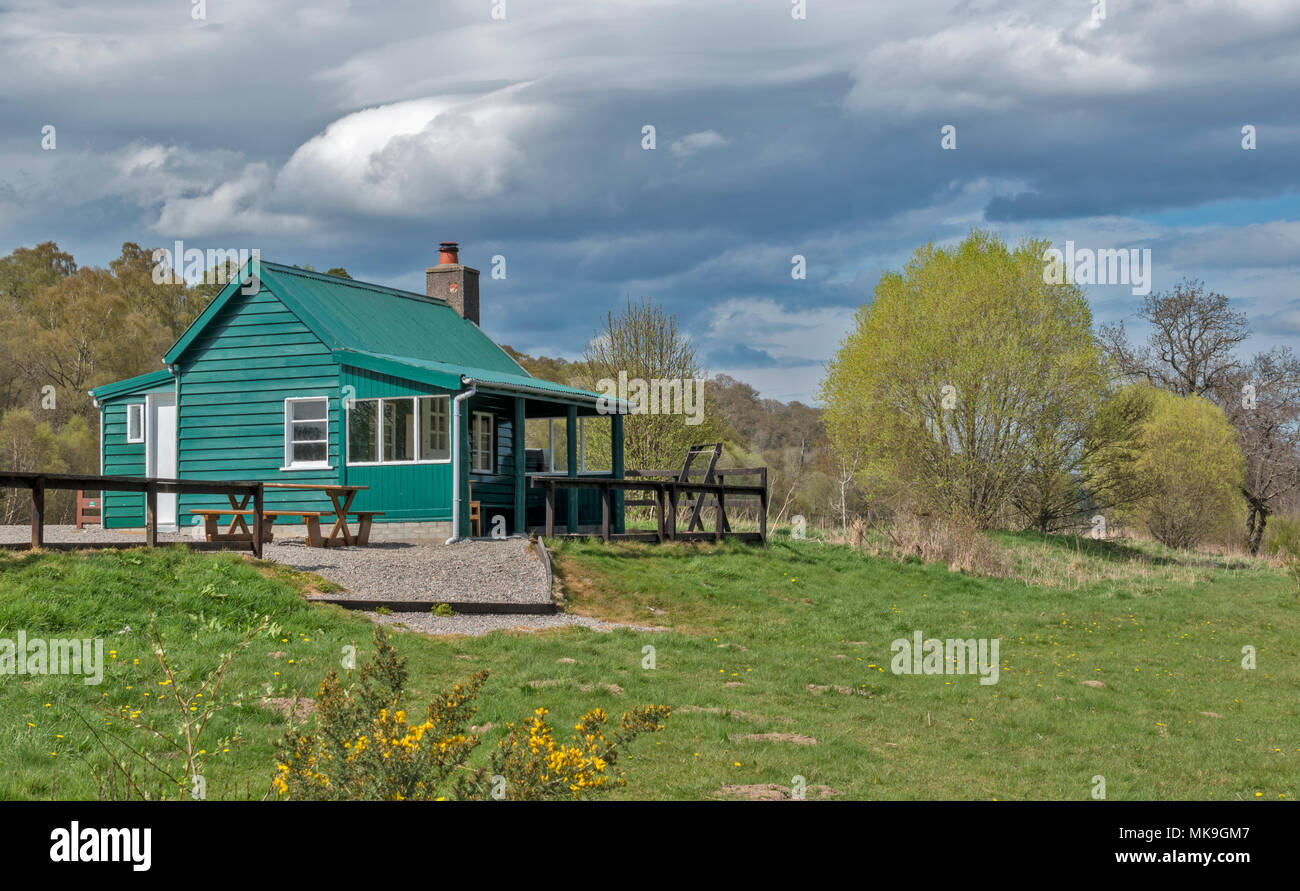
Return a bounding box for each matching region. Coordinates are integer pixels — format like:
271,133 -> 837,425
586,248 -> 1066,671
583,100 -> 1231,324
580,296 -> 726,472
1097,387 -> 1244,550
821,230 -> 1127,529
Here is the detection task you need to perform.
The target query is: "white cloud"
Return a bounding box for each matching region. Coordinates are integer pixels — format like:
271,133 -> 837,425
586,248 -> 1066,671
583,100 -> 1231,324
669,130 -> 728,158
706,297 -> 856,366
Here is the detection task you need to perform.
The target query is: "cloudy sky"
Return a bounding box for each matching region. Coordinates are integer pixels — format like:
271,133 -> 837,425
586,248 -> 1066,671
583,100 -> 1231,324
1,0 -> 1297,403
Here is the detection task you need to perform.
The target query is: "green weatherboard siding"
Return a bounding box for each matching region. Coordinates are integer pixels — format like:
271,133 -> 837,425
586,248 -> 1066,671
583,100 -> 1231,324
101,400 -> 146,527
175,285 -> 341,522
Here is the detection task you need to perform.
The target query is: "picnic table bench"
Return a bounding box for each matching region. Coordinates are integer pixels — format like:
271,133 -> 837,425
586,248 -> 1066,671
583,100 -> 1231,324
192,482 -> 381,547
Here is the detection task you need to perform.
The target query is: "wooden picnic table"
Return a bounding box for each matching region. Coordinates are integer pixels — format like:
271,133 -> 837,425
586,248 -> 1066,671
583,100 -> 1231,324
197,483 -> 370,547
264,483 -> 369,547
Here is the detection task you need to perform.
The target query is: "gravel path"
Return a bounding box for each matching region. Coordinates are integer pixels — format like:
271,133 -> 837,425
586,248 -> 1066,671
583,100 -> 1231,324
0,524 -> 190,545
366,609 -> 664,637
266,538 -> 551,604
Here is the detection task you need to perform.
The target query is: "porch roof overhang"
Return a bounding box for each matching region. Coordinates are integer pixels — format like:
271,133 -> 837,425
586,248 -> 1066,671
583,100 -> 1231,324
88,368 -> 175,405
333,348 -> 633,415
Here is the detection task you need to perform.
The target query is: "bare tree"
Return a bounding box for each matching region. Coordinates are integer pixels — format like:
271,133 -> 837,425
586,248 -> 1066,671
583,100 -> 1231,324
1100,279 -> 1249,397
1217,348 -> 1300,554
834,446 -> 862,539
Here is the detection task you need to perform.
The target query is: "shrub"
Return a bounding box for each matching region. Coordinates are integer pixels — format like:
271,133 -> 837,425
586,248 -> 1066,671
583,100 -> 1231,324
273,627 -> 669,800
1265,515 -> 1300,597
1113,388 -> 1244,550
879,512 -> 1010,576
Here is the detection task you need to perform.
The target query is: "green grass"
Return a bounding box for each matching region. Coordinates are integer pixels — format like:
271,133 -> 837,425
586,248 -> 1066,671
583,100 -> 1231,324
1,534 -> 1296,800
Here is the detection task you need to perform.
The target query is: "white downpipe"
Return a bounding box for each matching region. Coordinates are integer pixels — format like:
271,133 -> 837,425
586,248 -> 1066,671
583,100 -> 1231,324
446,383 -> 478,544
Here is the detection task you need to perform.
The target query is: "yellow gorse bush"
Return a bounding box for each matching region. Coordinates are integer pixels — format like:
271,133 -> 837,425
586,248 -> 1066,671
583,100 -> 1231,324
273,628 -> 669,801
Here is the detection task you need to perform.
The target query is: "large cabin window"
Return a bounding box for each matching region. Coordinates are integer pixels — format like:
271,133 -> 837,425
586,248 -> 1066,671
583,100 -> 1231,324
285,397 -> 330,469
383,398 -> 415,462
348,399 -> 379,463
347,395 -> 450,465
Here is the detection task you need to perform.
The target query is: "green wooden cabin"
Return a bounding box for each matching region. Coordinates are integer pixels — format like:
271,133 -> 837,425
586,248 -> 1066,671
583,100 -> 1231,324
89,247 -> 625,540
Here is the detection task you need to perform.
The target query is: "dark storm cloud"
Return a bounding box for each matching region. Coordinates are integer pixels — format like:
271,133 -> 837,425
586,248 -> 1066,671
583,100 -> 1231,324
1,0 -> 1297,401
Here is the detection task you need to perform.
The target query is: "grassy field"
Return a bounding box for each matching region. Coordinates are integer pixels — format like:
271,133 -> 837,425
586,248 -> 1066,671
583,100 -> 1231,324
0,532 -> 1296,800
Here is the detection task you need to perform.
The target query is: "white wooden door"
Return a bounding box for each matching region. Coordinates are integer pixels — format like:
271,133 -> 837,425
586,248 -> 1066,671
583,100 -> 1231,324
148,394 -> 178,525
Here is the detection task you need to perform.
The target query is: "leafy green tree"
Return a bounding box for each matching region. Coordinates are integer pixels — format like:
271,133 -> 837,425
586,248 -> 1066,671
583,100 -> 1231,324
820,230 -> 1119,528
1104,388 -> 1245,549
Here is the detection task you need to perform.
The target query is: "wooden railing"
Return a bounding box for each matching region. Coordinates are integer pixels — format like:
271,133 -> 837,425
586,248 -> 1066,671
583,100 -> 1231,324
0,472 -> 266,557
529,471 -> 768,544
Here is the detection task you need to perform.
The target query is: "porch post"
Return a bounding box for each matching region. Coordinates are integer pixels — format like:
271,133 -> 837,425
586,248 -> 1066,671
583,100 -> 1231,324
458,396 -> 471,537
611,412 -> 625,535
566,404 -> 578,534
513,396 -> 526,534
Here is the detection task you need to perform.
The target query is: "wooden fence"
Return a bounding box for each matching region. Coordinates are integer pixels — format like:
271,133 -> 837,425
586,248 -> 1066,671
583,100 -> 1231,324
0,472 -> 266,557
530,468 -> 768,544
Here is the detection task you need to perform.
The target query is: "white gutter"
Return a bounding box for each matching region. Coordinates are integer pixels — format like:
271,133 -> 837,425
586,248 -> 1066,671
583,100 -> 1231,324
445,382 -> 478,543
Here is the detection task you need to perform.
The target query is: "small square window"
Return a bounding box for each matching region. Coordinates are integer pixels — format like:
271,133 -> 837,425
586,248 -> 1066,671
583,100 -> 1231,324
285,397 -> 330,468
126,404 -> 145,443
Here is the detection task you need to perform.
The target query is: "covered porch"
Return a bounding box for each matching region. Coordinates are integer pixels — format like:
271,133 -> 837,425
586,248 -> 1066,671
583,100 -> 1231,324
458,381 -> 625,539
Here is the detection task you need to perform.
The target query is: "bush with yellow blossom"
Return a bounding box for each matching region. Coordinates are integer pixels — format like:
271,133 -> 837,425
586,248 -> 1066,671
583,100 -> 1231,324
273,627 -> 669,801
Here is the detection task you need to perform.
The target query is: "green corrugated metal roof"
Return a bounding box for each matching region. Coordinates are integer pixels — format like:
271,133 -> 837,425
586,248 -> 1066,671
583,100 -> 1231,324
89,368 -> 174,402
158,260 -> 617,406
265,264 -> 527,376
165,261 -> 529,378
334,349 -> 621,406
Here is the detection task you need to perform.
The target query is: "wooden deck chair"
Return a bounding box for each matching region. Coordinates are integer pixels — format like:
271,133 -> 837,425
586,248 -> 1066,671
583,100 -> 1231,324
75,490 -> 101,530
469,480 -> 482,537
678,443 -> 728,532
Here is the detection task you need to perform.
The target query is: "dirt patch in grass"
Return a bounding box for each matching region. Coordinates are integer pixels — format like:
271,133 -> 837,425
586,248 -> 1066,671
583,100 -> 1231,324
677,705 -> 794,725
730,732 -> 818,745
807,683 -> 868,696
260,697 -> 316,722
717,783 -> 841,801
579,683 -> 623,694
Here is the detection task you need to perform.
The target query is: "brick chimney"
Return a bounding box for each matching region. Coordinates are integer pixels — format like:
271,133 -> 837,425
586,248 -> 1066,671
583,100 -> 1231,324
426,241 -> 480,325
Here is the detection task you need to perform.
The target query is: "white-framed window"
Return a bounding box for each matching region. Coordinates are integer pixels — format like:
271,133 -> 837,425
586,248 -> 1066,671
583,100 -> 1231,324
347,395 -> 451,465
284,397 -> 330,469
126,403 -> 145,444
472,411 -> 494,473
419,396 -> 450,461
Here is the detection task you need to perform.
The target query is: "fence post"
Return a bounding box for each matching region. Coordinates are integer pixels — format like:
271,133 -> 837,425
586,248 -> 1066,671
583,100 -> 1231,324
30,476 -> 45,550
759,468 -> 768,545
145,482 -> 158,547
252,483 -> 264,559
